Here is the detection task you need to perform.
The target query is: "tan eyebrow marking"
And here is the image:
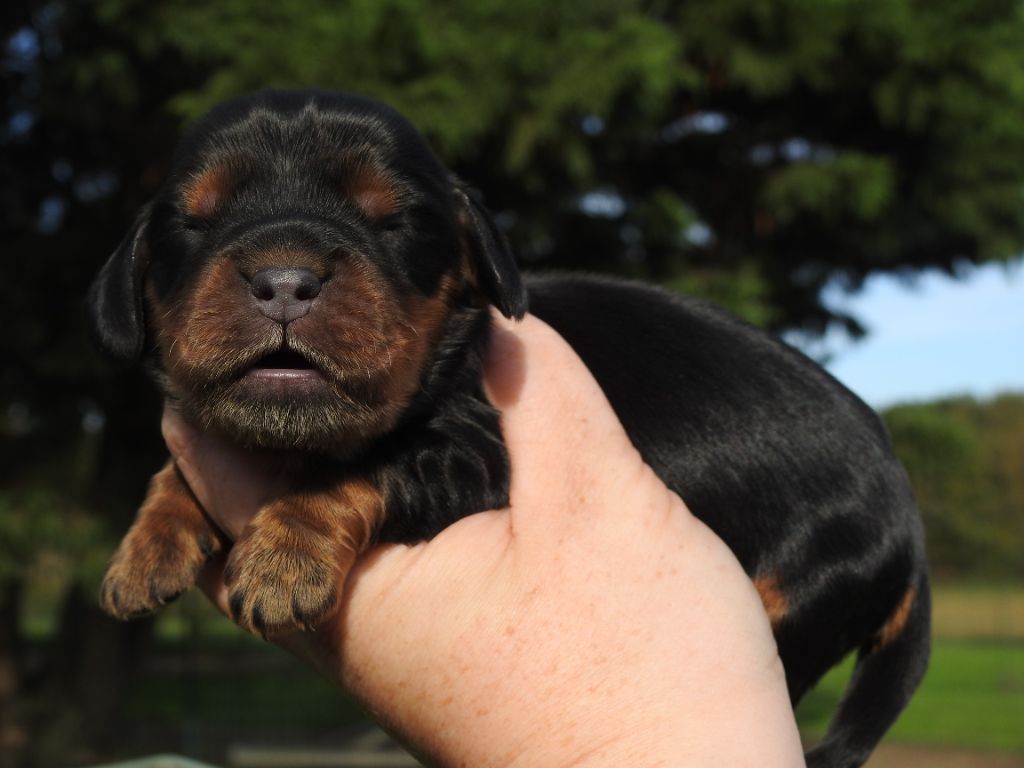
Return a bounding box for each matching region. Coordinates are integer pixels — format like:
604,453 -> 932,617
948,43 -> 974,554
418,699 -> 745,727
181,163 -> 235,219
347,163 -> 401,219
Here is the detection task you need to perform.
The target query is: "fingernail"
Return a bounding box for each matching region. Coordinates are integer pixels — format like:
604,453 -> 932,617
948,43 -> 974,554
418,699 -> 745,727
483,321 -> 527,409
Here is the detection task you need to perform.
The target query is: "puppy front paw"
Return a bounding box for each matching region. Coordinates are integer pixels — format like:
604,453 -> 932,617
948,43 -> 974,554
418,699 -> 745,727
223,518 -> 349,636
99,460 -> 221,620
100,521 -> 218,619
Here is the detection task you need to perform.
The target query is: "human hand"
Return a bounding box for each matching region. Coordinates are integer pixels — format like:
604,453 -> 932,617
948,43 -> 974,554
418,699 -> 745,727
162,313 -> 804,767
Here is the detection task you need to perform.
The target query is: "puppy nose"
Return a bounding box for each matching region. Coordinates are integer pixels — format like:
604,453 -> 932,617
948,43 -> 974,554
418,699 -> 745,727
250,267 -> 323,324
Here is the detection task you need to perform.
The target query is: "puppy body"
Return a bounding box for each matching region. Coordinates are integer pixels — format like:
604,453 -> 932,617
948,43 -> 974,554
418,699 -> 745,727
528,275 -> 930,710
89,90 -> 929,768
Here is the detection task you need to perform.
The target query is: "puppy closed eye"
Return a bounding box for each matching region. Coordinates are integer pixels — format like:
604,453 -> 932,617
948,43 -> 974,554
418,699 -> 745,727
372,212 -> 407,234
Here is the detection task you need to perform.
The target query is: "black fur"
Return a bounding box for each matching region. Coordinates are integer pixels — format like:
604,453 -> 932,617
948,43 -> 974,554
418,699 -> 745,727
88,89 -> 929,768
86,205 -> 150,362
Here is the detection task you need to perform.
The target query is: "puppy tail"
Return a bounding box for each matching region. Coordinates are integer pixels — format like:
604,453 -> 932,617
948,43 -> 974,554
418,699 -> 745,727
805,569 -> 931,768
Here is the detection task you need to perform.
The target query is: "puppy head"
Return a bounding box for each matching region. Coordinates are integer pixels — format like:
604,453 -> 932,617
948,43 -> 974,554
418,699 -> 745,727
87,90 -> 526,454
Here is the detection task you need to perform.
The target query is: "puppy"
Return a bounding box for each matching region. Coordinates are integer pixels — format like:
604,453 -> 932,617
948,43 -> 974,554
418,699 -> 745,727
88,90 -> 929,768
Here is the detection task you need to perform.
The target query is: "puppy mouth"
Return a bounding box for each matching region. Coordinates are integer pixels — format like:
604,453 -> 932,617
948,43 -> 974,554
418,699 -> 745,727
238,347 -> 329,394
245,348 -> 322,378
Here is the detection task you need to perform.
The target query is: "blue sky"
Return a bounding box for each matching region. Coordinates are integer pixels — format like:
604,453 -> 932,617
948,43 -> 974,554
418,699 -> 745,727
804,263 -> 1024,409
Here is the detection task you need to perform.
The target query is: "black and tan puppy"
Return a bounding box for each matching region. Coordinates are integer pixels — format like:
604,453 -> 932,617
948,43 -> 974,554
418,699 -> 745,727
88,90 -> 929,768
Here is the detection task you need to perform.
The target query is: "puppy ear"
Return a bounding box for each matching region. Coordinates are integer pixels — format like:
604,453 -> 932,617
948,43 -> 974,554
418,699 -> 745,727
86,204 -> 151,363
455,183 -> 528,319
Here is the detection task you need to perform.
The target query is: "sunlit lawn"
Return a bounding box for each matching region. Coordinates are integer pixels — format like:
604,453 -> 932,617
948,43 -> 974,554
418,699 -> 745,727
797,584 -> 1024,753
797,639 -> 1024,752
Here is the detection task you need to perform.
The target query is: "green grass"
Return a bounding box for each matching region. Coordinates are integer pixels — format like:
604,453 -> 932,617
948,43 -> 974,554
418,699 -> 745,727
797,639 -> 1024,752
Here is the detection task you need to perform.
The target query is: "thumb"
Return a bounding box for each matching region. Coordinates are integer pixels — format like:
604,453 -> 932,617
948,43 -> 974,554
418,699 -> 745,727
484,313 -> 659,537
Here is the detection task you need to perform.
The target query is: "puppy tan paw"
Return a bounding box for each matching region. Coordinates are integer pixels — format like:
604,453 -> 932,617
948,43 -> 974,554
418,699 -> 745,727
100,525 -> 217,619
223,519 -> 349,636
99,460 -> 221,620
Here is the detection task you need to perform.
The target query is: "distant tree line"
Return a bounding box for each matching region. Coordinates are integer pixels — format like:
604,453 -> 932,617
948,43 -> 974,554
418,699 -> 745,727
884,394 -> 1024,580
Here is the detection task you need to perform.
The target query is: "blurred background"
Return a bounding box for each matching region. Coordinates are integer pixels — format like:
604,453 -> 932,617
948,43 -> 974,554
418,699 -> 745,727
1,1 -> 1022,766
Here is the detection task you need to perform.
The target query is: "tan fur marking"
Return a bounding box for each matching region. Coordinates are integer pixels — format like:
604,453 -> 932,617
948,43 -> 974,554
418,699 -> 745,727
754,575 -> 788,627
181,164 -> 234,219
381,273 -> 459,403
348,163 -> 401,219
327,477 -> 386,554
150,257 -> 276,385
874,586 -> 917,650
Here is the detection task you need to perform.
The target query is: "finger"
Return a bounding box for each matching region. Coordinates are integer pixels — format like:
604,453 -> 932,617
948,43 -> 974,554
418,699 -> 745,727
483,313 -> 655,532
196,549 -> 231,617
161,407 -> 283,539
161,408 -> 217,512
